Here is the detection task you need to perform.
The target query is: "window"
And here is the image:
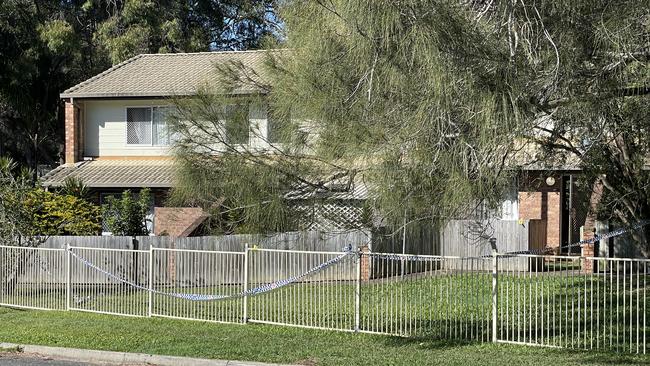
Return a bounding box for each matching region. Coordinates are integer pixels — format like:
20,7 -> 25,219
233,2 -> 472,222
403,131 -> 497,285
126,108 -> 152,145
267,106 -> 291,144
223,104 -> 250,144
126,106 -> 172,145
153,107 -> 172,145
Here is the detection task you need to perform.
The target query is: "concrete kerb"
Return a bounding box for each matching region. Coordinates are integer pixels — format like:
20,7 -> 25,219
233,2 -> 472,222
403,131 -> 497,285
0,343 -> 294,366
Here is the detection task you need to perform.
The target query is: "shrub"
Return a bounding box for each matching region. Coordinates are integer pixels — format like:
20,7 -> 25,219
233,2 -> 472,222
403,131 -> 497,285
101,188 -> 151,236
23,189 -> 102,236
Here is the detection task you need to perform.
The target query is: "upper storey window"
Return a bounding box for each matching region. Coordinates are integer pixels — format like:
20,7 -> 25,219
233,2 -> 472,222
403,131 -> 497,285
223,104 -> 250,145
126,106 -> 172,146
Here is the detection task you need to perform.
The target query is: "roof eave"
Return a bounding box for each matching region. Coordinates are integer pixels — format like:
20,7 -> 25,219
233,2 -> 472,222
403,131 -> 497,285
60,90 -> 267,99
42,181 -> 173,189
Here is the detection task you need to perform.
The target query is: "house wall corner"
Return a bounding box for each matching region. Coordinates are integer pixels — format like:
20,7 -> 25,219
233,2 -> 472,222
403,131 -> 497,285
65,100 -> 84,164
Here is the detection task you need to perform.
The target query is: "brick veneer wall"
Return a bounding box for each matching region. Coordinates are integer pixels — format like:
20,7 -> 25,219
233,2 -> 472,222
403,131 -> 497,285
154,207 -> 207,237
518,172 -> 562,254
64,101 -> 83,164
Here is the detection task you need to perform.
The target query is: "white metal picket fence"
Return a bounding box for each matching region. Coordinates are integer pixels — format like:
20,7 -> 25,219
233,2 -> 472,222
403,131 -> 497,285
0,244 -> 649,354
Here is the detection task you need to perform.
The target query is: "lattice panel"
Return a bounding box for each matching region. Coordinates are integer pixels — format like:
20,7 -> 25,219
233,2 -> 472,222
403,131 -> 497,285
295,201 -> 365,231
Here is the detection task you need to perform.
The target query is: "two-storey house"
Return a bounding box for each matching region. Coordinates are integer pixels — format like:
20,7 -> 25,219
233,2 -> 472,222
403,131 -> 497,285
42,51 -> 284,236
42,50 -> 603,258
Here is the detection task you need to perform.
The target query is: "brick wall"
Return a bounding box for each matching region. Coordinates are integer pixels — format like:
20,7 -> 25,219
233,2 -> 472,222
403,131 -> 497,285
518,172 -> 562,254
154,207 -> 207,237
64,101 -> 82,164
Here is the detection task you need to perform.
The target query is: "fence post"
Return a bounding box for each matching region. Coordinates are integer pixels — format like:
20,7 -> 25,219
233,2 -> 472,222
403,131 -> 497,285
243,243 -> 249,324
355,247 -> 361,332
65,243 -> 71,311
490,237 -> 498,343
148,244 -> 153,317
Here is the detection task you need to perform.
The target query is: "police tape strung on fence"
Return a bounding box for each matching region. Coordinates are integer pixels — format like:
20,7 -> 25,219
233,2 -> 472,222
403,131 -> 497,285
503,219 -> 650,256
369,220 -> 650,261
67,245 -> 355,302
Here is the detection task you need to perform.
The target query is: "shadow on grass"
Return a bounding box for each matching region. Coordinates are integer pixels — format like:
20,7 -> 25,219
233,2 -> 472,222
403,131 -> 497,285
377,333 -> 650,365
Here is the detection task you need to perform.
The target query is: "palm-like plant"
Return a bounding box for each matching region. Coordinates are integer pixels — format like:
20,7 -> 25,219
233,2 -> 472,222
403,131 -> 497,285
61,176 -> 90,200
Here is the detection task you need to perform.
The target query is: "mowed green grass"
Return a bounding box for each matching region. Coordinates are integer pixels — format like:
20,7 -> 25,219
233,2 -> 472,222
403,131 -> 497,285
3,266 -> 650,353
0,306 -> 649,366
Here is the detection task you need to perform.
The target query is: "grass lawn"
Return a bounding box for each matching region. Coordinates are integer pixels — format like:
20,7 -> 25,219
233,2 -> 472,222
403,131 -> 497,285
3,264 -> 650,352
0,307 -> 649,366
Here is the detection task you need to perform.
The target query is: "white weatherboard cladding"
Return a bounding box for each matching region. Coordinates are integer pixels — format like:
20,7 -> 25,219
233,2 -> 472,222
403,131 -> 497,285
84,99 -> 170,156
83,99 -> 270,157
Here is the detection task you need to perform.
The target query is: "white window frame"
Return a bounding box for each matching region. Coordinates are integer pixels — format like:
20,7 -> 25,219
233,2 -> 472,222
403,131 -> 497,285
125,106 -> 173,147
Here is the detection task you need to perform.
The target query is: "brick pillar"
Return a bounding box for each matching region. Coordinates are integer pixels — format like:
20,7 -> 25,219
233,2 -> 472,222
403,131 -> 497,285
359,245 -> 370,281
581,179 -> 604,273
581,242 -> 595,273
64,101 -> 81,164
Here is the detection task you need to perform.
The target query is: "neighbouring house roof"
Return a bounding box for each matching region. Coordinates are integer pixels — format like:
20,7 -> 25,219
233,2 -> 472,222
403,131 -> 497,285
285,179 -> 371,201
41,159 -> 175,188
61,50 -> 276,99
508,139 -> 583,171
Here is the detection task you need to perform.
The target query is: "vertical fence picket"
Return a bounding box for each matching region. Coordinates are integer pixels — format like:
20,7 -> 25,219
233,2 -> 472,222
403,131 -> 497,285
490,238 -> 498,343
354,250 -> 361,332
65,244 -> 71,311
243,243 -> 249,324
148,246 -> 153,317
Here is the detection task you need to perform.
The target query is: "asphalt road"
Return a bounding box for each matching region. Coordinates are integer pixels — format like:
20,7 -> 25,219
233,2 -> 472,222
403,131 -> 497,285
0,353 -> 124,366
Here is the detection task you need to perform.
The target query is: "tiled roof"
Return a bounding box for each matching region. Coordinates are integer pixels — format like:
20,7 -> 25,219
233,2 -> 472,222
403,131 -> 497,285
41,159 -> 175,188
61,50 -> 276,99
285,179 -> 371,201
510,140 -> 582,171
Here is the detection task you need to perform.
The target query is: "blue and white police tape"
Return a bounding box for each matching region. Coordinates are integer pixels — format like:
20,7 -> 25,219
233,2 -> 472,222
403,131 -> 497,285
367,220 -> 650,260
499,219 -> 650,256
368,253 -> 442,262
564,219 -> 650,249
68,246 -> 354,302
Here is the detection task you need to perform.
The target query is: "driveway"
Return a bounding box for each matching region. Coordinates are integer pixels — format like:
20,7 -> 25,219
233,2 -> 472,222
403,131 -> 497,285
0,353 -> 125,366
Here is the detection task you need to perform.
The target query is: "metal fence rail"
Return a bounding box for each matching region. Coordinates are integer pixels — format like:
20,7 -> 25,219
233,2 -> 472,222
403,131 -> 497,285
496,254 -> 649,353
248,249 -> 357,331
360,253 -> 492,340
68,246 -> 150,317
151,247 -> 245,323
0,246 -> 66,311
0,244 -> 648,354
